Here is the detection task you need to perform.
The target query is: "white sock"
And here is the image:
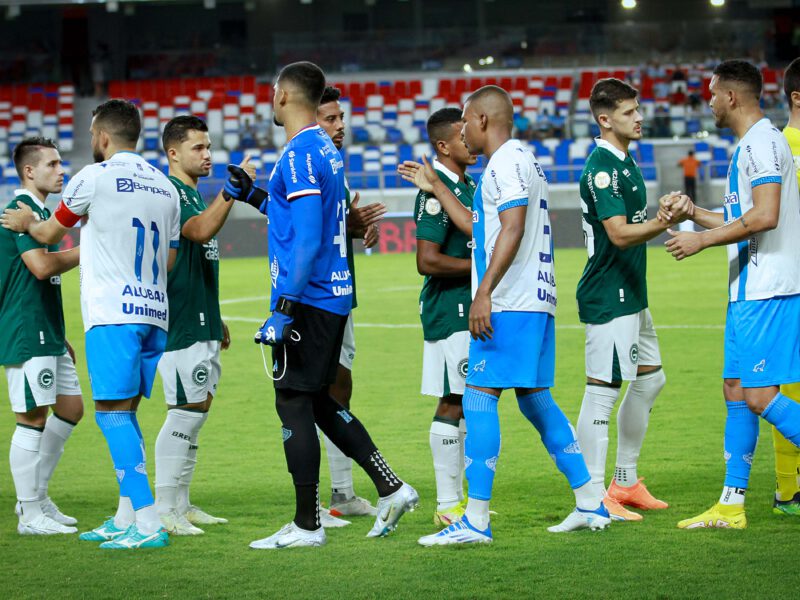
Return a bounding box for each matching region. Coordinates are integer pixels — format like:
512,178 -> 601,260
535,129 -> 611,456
614,465 -> 638,487
114,496 -> 135,529
719,485 -> 746,506
38,414 -> 76,500
10,426 -> 43,521
616,369 -> 666,484
464,498 -> 490,530
576,385 -> 620,497
323,433 -> 354,500
458,418 -> 466,502
429,420 -> 462,510
155,409 -> 204,515
135,504 -> 163,535
177,411 -> 208,513
573,481 -> 602,511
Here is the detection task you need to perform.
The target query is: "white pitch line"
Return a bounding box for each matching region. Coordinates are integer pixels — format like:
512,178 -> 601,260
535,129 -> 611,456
221,315 -> 724,331
219,296 -> 266,305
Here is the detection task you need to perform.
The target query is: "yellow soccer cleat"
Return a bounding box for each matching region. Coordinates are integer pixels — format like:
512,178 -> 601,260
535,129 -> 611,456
677,503 -> 746,529
434,500 -> 466,528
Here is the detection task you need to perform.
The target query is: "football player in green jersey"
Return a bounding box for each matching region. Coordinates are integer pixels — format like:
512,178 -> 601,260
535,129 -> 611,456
413,108 -> 476,527
154,116 -> 254,535
575,79 -> 689,521
1,138 -> 83,534
316,86 -> 386,519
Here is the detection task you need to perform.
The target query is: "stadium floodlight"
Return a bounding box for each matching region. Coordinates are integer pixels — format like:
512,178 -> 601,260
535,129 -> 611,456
203,0 -> 215,8
106,0 -> 118,12
621,0 -> 636,8
463,64 -> 473,73
710,0 -> 724,6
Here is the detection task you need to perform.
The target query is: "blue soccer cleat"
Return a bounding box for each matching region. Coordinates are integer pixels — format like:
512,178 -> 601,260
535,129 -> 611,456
418,515 -> 493,546
99,525 -> 169,549
79,518 -> 127,541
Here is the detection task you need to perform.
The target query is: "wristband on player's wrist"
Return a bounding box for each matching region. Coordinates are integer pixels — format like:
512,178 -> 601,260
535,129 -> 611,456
245,186 -> 268,210
275,296 -> 298,316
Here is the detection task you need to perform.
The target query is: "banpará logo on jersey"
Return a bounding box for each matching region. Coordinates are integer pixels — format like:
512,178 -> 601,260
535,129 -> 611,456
192,364 -> 208,386
425,198 -> 442,215
116,178 -> 172,197
458,359 -> 469,379
594,171 -> 611,189
723,192 -> 739,206
38,368 -> 55,390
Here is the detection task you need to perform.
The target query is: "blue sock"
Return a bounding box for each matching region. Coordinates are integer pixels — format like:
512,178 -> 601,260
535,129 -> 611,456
462,388 -> 500,502
95,411 -> 154,510
723,401 -> 759,488
761,393 -> 800,448
517,389 -> 591,489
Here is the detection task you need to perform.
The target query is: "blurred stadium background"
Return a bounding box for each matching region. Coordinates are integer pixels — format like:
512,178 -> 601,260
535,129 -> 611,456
0,0 -> 797,252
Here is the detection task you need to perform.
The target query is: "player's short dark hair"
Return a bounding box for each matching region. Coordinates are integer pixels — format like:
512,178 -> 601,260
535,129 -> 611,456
465,85 -> 512,108
12,136 -> 58,178
277,61 -> 326,107
427,108 -> 463,145
784,57 -> 800,105
713,60 -> 762,100
319,86 -> 341,106
162,115 -> 209,151
92,99 -> 141,145
589,78 -> 638,120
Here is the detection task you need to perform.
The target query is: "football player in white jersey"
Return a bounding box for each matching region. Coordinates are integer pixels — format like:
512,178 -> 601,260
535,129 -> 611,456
2,99 -> 181,548
401,86 -> 609,545
663,60 -> 800,529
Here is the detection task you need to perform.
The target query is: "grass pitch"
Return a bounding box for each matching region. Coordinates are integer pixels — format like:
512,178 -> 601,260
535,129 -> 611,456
1,247 -> 798,599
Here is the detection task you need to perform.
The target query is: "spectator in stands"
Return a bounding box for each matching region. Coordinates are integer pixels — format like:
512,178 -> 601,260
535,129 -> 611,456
239,118 -> 257,150
513,112 -> 531,140
253,114 -> 272,150
536,109 -> 554,139
677,150 -> 701,203
549,112 -> 566,138
653,105 -> 671,138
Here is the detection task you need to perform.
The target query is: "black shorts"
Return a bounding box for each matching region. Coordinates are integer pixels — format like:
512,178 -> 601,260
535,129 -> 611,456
272,303 -> 347,392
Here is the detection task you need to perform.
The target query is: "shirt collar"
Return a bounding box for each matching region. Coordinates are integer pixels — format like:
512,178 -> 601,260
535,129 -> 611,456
14,188 -> 45,211
594,138 -> 627,162
433,158 -> 461,184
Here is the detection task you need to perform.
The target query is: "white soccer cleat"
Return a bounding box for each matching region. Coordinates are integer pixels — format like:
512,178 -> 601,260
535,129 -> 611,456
249,522 -> 326,550
40,497 -> 78,526
319,505 -> 351,528
418,516 -> 492,546
18,514 -> 78,535
161,510 -> 205,535
184,505 -> 228,525
547,505 -> 612,533
367,482 -> 419,538
330,495 -> 377,517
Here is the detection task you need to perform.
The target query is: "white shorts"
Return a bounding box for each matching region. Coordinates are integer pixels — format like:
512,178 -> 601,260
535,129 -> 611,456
339,313 -> 356,370
5,352 -> 82,414
585,308 -> 661,383
421,330 -> 470,397
158,340 -> 221,406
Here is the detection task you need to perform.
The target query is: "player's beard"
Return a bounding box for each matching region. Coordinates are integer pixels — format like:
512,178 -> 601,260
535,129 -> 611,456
92,146 -> 104,163
273,115 -> 283,127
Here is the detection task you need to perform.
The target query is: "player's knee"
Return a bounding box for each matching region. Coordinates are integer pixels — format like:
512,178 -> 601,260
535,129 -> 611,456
723,378 -> 742,401
55,395 -> 84,423
744,396 -> 766,415
436,396 -> 463,420
18,406 -> 48,429
637,368 -> 666,392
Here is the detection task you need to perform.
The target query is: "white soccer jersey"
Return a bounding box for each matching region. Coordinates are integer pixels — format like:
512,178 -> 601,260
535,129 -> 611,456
723,118 -> 800,302
472,139 -> 556,314
54,151 -> 181,331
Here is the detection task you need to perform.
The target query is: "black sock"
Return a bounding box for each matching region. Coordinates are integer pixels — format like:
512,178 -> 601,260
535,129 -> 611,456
294,483 -> 320,531
275,389 -> 320,529
359,449 -> 402,498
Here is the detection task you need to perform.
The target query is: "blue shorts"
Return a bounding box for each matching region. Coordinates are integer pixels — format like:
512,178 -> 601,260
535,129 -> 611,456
85,324 -> 167,401
466,312 -> 555,389
723,295 -> 800,388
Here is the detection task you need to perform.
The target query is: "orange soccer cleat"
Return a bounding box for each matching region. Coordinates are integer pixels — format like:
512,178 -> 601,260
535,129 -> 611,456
602,494 -> 643,522
607,478 -> 669,510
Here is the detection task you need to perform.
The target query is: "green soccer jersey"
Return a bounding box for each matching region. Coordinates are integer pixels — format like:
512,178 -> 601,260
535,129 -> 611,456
577,139 -> 649,324
415,162 -> 474,342
0,192 -> 66,365
165,176 -> 223,352
345,179 -> 357,310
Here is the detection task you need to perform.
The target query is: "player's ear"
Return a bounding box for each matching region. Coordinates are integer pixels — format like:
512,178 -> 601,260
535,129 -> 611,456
597,113 -> 611,129
437,139 -> 449,157
791,90 -> 800,109
479,113 -> 488,131
23,163 -> 33,182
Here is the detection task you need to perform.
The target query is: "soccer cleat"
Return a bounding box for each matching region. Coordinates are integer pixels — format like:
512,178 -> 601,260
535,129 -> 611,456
18,498 -> 78,526
79,518 -> 128,541
249,522 -> 326,550
434,500 -> 466,528
418,515 -> 492,546
99,524 -> 170,549
607,479 -> 669,510
18,514 -> 78,535
320,505 -> 351,528
602,494 -> 643,521
184,505 -> 228,525
367,482 -> 419,538
329,495 -> 377,517
547,504 -> 612,533
161,510 -> 205,535
773,492 -> 800,517
677,503 -> 747,529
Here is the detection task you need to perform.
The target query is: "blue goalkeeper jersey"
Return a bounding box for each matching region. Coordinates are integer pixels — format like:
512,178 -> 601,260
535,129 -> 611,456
266,124 -> 353,316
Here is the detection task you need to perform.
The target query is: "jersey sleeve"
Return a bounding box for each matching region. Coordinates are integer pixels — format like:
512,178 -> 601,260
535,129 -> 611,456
282,146 -> 322,202
743,133 -> 784,188
54,167 -> 95,227
492,150 -> 533,213
585,164 -> 626,220
414,191 -> 448,245
169,191 -> 181,249
177,186 -> 202,226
